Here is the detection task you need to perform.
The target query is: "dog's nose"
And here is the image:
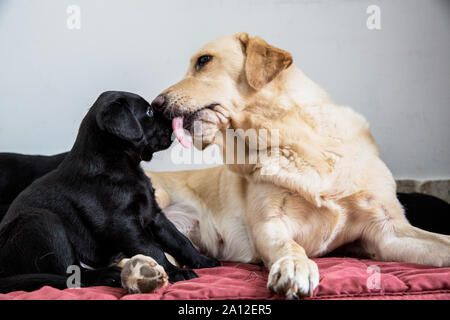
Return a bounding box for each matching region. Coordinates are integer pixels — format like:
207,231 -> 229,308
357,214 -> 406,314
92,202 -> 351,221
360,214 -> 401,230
151,94 -> 166,110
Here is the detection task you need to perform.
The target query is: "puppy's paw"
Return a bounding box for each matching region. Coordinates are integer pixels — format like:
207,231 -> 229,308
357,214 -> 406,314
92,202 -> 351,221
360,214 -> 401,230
120,254 -> 168,294
191,255 -> 221,269
267,256 -> 319,299
167,268 -> 198,283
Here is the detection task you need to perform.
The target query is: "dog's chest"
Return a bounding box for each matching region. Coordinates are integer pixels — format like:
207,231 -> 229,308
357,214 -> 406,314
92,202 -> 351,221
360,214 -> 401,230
163,202 -> 257,263
84,178 -> 154,222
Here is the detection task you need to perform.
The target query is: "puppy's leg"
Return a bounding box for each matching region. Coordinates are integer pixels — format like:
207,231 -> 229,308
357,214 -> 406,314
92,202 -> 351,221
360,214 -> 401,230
357,196 -> 450,267
120,232 -> 198,282
251,219 -> 319,299
78,265 -> 123,288
148,210 -> 220,268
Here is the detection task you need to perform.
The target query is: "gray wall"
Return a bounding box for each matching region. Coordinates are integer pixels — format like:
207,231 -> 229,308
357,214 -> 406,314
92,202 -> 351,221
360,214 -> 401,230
0,0 -> 449,179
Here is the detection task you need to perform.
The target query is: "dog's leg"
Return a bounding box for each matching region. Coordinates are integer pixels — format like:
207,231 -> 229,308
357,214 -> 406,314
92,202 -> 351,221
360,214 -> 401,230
148,210 -> 220,268
251,218 -> 319,299
356,196 -> 450,267
153,184 -> 170,209
363,221 -> 450,267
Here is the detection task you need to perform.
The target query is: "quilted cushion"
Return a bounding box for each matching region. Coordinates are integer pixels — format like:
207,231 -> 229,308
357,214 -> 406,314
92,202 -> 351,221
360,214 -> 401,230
1,257 -> 449,300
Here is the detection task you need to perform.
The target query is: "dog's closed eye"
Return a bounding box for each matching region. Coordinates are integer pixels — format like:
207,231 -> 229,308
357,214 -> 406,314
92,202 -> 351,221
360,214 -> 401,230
195,55 -> 213,71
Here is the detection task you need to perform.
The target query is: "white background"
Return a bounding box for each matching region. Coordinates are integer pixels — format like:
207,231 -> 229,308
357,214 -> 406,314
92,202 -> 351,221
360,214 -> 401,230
0,0 -> 449,179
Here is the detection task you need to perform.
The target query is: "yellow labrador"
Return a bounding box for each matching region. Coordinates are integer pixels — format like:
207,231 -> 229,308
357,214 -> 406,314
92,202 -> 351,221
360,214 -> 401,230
147,33 -> 450,298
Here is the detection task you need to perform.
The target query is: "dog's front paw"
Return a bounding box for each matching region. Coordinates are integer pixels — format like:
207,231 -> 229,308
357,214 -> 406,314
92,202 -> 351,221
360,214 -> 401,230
267,256 -> 319,299
191,255 -> 221,269
120,254 -> 168,294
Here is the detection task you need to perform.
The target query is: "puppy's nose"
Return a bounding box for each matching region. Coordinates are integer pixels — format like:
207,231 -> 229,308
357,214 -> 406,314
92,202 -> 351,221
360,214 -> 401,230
151,94 -> 166,110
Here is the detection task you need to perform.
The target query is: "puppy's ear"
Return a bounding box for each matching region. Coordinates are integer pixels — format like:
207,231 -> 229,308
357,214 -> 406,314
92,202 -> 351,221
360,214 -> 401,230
96,98 -> 144,143
239,34 -> 292,91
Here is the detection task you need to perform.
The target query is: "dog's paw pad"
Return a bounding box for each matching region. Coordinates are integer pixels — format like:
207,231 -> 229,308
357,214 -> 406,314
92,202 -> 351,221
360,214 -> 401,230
120,254 -> 168,294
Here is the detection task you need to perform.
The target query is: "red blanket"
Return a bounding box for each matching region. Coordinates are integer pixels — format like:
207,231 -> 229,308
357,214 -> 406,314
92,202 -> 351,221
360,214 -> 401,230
1,258 -> 449,300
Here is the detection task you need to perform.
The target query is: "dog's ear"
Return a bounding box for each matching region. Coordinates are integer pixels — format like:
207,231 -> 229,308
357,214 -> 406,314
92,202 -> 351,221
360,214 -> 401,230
239,34 -> 293,91
96,98 -> 144,143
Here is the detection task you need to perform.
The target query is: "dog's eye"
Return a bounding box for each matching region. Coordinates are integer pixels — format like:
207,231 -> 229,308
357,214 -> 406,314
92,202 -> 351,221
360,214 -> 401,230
195,55 -> 213,71
146,107 -> 153,117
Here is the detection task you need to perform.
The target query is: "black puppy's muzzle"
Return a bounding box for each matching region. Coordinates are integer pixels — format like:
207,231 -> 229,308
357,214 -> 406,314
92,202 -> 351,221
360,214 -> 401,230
138,109 -> 174,162
153,111 -> 174,150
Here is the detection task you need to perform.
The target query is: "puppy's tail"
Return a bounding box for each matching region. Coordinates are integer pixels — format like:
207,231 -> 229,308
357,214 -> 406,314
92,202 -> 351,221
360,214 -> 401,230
0,274 -> 69,293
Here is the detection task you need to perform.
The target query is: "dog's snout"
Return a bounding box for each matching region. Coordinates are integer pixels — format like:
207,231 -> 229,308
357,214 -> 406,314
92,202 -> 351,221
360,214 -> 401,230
151,94 -> 166,110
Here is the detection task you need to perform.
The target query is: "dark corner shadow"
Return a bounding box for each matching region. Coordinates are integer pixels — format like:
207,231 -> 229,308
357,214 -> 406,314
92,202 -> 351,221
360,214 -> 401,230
438,0 -> 450,12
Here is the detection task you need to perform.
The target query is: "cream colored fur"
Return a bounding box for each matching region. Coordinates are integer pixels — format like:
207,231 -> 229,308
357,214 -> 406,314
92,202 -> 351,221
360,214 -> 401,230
147,33 -> 450,299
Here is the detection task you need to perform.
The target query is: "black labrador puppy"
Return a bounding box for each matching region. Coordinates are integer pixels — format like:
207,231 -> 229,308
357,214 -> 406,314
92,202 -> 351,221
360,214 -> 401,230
0,91 -> 219,293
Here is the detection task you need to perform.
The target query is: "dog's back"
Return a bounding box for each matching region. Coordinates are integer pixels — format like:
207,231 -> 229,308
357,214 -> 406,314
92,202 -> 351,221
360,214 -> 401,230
0,152 -> 67,218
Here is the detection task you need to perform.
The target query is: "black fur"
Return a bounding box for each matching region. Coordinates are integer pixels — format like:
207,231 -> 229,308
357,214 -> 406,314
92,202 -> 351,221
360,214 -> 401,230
0,91 -> 219,293
0,152 -> 68,216
397,193 -> 450,235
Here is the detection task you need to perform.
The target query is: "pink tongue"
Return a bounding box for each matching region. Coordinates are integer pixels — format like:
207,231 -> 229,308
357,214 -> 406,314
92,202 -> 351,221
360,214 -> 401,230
172,117 -> 192,148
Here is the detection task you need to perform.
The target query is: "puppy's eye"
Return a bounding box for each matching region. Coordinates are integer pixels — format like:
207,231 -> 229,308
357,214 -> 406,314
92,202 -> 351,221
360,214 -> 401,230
146,107 -> 153,117
195,55 -> 213,71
